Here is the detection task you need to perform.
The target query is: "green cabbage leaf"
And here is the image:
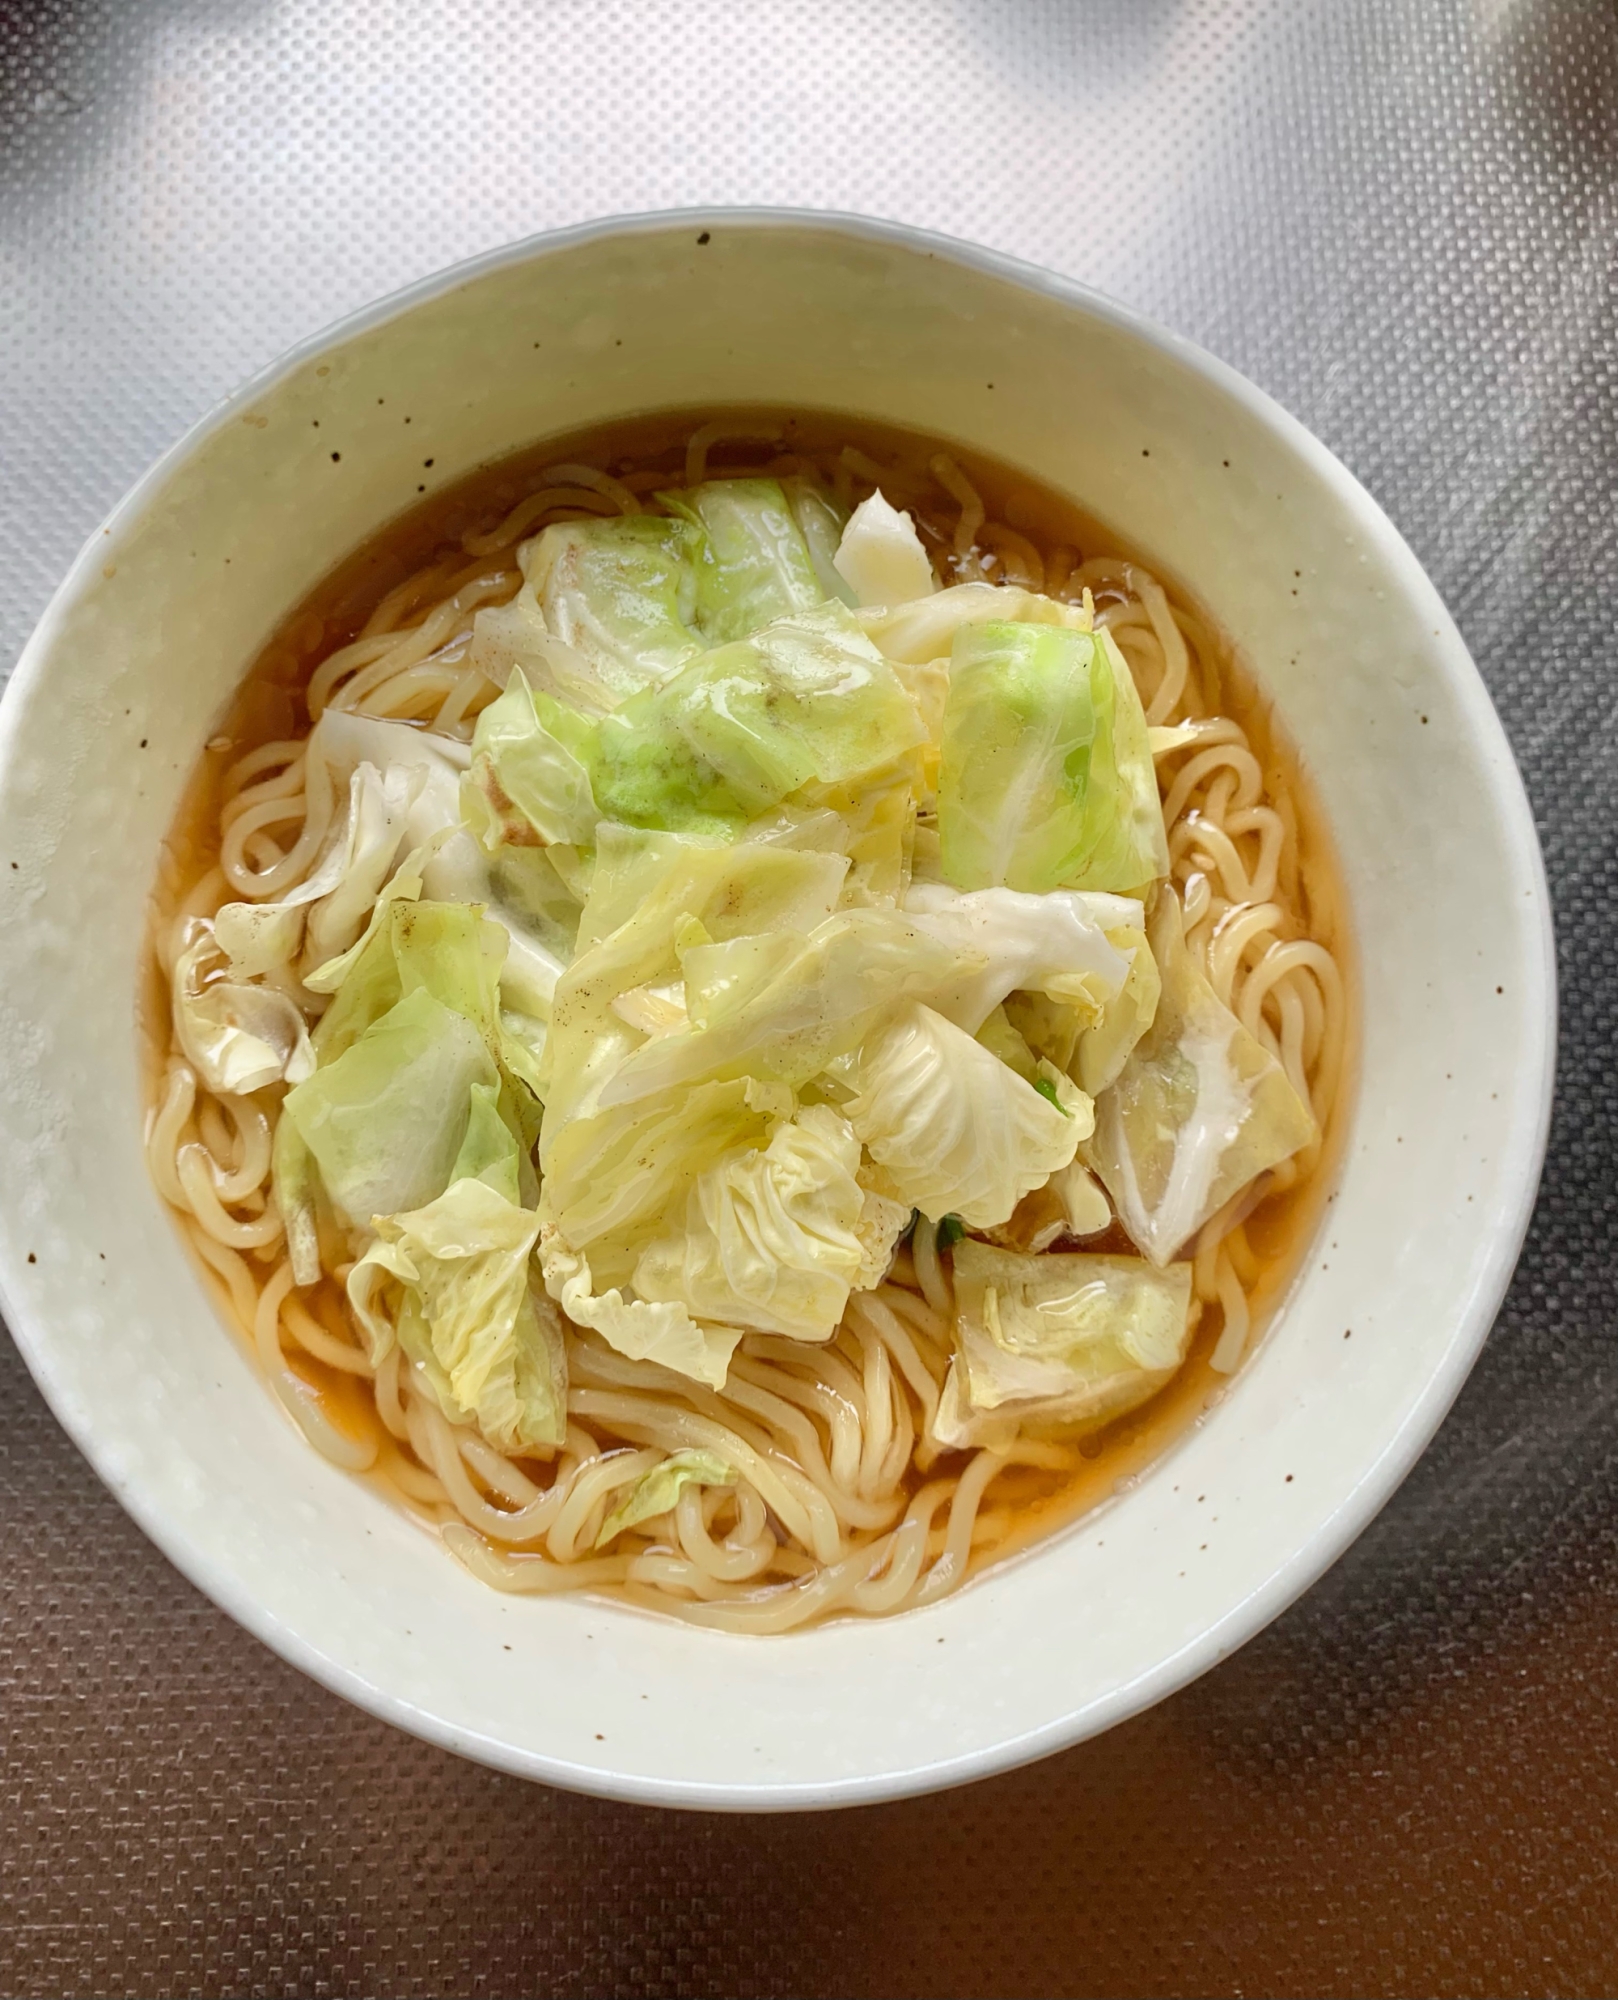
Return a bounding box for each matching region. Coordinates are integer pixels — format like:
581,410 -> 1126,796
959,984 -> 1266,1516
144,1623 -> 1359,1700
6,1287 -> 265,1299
659,478 -> 824,641
283,986 -> 497,1226
471,514 -> 705,711
465,607 -> 925,845
938,620 -> 1168,896
279,900 -> 541,1228
462,668 -> 600,852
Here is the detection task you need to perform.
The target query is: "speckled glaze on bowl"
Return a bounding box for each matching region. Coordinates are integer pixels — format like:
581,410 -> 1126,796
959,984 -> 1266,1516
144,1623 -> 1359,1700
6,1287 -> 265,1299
0,213 -> 1554,1810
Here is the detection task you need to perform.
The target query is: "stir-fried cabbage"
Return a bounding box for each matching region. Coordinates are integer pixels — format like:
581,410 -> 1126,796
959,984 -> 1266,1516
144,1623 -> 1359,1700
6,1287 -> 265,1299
846,1003 -> 1090,1228
938,620 -> 1168,896
859,580 -> 1088,670
543,832 -> 850,1133
190,470 -> 1304,1462
539,1225 -> 745,1388
593,906 -> 960,1112
935,1241 -> 1193,1446
595,1449 -> 738,1547
348,1173 -> 564,1452
634,1105 -> 880,1341
284,988 -> 497,1225
900,881 -> 1133,1033
467,607 -> 925,844
781,478 -> 855,606
833,491 -> 936,608
293,710 -> 569,1019
1086,888 -> 1315,1264
172,928 -> 316,1095
660,478 -> 825,641
1004,911 -> 1161,1098
471,514 -> 704,710
310,899 -> 503,1061
303,831 -> 450,996
277,900 -> 539,1233
463,669 -> 599,852
211,760 -> 423,986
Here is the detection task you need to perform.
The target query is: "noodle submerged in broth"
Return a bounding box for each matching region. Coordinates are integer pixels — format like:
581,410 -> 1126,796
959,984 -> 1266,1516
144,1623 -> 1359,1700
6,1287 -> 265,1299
145,414 -> 1349,1632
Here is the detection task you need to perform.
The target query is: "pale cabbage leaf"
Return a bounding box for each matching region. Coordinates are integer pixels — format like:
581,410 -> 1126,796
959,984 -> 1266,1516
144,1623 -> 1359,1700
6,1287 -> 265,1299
1048,1159 -> 1112,1238
272,1113 -> 322,1286
172,928 -> 315,1095
592,905 -> 961,1113
347,1175 -> 564,1453
595,1449 -> 738,1547
538,1224 -> 743,1389
1085,888 -> 1315,1265
299,709 -> 568,1019
1005,915 -> 1162,1098
542,831 -> 849,1135
859,580 -> 1089,667
833,490 -> 936,608
542,1075 -> 794,1288
900,880 -> 1133,1034
845,1002 -> 1091,1228
302,829 -> 451,996
935,1241 -> 1193,1447
781,477 -> 855,606
211,759 -> 422,982
632,1105 -> 874,1341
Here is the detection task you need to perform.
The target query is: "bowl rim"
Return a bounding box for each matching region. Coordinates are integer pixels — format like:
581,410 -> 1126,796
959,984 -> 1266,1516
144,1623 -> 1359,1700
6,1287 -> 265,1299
0,206 -> 1558,1810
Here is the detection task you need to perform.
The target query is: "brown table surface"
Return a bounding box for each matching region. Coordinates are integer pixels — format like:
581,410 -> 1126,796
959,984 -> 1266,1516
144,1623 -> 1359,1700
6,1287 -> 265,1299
3,2 -> 1616,1994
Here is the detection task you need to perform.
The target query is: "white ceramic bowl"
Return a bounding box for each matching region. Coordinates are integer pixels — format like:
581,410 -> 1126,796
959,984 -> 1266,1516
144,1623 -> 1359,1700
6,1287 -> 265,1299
0,212 -> 1554,1810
